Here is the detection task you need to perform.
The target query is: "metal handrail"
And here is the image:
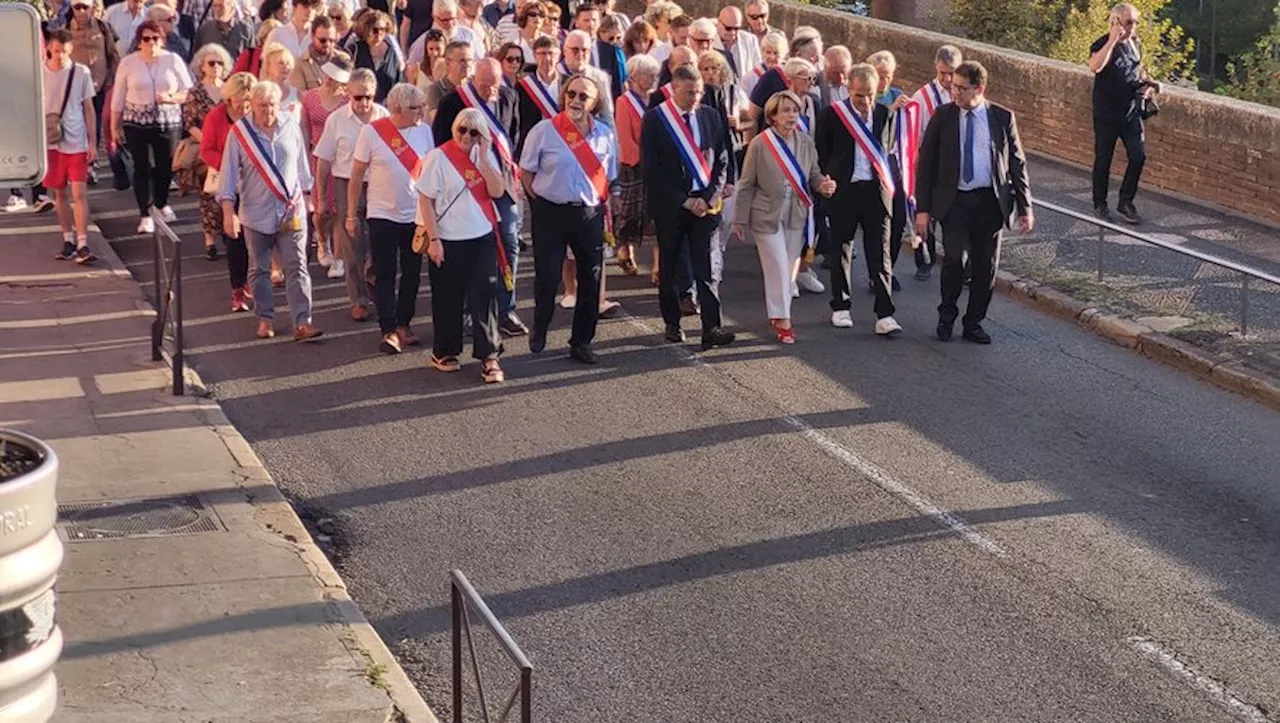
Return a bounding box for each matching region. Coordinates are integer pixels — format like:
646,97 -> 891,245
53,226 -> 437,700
452,570 -> 532,723
1031,198 -> 1280,335
149,210 -> 185,395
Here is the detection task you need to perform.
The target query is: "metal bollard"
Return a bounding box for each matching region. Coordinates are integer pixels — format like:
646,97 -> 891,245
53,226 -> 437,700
0,430 -> 63,723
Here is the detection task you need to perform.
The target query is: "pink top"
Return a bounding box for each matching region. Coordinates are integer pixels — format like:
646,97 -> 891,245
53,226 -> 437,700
301,87 -> 343,147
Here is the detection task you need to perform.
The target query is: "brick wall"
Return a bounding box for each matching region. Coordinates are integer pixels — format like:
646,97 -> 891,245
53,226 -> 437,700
621,0 -> 1280,225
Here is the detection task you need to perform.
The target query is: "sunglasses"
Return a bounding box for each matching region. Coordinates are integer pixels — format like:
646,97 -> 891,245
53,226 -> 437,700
328,13 -> 343,19
351,93 -> 373,100
207,59 -> 225,66
140,35 -> 162,43
372,26 -> 390,33
504,55 -> 522,63
564,89 -> 594,101
456,127 -> 482,138
72,4 -> 91,10
721,24 -> 741,31
747,12 -> 766,20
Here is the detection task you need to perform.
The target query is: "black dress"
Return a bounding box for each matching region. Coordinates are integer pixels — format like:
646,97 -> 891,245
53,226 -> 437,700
353,39 -> 404,103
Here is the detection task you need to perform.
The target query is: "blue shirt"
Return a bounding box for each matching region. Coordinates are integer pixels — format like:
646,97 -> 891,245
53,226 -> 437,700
877,86 -> 905,107
216,117 -> 314,235
519,116 -> 619,206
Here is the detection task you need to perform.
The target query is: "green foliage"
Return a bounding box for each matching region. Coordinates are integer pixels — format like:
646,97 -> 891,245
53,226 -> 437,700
1048,0 -> 1197,81
946,0 -> 1060,55
1215,3 -> 1280,105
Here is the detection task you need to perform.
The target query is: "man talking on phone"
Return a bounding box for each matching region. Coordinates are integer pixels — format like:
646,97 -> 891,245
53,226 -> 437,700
1088,2 -> 1155,225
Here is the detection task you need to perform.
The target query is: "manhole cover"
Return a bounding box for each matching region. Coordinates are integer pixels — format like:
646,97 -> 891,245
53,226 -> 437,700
57,495 -> 224,541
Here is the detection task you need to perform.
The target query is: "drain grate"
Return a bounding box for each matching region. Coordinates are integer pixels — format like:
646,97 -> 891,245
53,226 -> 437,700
57,494 -> 225,541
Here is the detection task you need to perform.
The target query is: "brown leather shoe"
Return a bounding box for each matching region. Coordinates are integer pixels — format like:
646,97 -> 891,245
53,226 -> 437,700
293,323 -> 324,342
255,320 -> 275,339
396,326 -> 419,346
350,304 -> 368,322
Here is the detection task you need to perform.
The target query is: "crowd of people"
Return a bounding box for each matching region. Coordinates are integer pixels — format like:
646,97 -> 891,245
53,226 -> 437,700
31,0 -> 1071,385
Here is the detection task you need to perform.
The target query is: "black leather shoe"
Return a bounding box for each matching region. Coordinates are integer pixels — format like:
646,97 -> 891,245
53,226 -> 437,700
528,327 -> 546,353
1116,203 -> 1143,225
1094,205 -> 1113,222
701,327 -> 735,350
500,312 -> 529,337
891,277 -> 901,292
936,318 -> 954,341
915,267 -> 931,282
569,344 -> 598,364
664,325 -> 686,343
962,326 -> 992,344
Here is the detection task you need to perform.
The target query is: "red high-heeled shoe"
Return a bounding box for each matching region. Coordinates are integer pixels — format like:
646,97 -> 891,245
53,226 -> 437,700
771,320 -> 795,344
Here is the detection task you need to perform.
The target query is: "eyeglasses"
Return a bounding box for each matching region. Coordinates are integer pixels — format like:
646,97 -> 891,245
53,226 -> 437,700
372,26 -> 390,34
691,36 -> 713,43
564,89 -> 594,101
564,45 -> 585,53
351,93 -> 373,101
207,59 -> 225,66
747,12 -> 766,20
72,4 -> 90,10
503,55 -> 522,63
952,83 -> 975,92
405,104 -> 424,111
456,126 -> 481,137
793,74 -> 813,82
315,36 -> 334,44
140,35 -> 162,43
328,13 -> 342,19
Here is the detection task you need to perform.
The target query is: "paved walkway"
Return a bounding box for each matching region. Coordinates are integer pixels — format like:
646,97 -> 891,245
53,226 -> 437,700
0,196 -> 434,722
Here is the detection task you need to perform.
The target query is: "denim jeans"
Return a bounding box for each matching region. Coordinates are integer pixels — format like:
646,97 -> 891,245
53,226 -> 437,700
495,193 -> 520,316
245,225 -> 312,326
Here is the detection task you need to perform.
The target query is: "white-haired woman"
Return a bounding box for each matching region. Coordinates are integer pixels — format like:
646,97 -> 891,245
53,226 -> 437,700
348,82 -> 434,355
416,107 -> 506,382
216,80 -> 323,342
614,52 -> 658,281
732,91 -> 834,344
316,68 -> 387,322
183,42 -> 233,259
744,31 -> 786,99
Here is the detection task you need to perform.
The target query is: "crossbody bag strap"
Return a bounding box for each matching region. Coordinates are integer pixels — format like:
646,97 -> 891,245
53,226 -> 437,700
59,66 -> 77,117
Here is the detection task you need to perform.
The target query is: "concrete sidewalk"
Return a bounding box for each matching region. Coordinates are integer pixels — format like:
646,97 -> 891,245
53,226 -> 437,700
0,208 -> 435,722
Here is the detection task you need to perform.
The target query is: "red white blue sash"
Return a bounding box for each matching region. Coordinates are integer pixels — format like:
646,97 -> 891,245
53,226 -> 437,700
659,83 -> 672,101
892,100 -> 921,218
655,99 -> 711,191
621,89 -> 646,125
519,74 -> 558,119
833,100 -> 895,198
760,128 -> 815,248
557,59 -> 571,76
798,113 -> 811,134
458,82 -> 514,169
230,117 -> 296,204
919,80 -> 947,116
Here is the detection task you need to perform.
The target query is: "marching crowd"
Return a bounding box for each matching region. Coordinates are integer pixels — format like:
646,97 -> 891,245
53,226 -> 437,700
32,0 -> 1048,385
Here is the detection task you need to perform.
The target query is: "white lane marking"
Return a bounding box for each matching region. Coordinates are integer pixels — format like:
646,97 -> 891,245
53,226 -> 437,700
624,316 -> 1006,558
1127,636 -> 1273,723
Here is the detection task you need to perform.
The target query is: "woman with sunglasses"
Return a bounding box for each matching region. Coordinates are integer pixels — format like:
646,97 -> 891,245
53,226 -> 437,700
494,41 -> 524,89
111,19 -> 193,234
416,108 -> 507,382
330,4 -> 355,49
513,1 -> 543,64
351,9 -> 404,103
183,43 -> 233,259
409,28 -> 447,88
199,72 -> 256,313
541,4 -> 566,45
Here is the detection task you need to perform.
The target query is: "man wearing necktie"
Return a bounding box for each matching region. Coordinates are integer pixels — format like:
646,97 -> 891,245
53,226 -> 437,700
915,61 -> 1033,345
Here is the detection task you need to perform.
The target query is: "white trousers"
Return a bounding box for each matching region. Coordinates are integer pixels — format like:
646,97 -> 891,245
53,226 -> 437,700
755,212 -> 806,320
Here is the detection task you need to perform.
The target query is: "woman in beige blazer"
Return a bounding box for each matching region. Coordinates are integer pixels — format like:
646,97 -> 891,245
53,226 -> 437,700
732,91 -> 835,343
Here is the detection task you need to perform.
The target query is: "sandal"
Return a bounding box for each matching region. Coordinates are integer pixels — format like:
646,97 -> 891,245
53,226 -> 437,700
771,320 -> 795,345
428,354 -> 460,372
598,300 -> 621,318
481,360 -> 505,384
617,257 -> 638,276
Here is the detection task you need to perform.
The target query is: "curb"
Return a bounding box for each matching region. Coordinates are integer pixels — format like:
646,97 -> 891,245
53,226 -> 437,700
91,220 -> 440,723
995,270 -> 1280,413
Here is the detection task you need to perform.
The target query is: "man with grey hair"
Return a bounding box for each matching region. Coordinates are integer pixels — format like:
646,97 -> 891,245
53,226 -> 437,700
1088,2 -> 1151,224
743,0 -> 777,45
817,45 -> 852,109
715,6 -> 760,82
563,29 -> 615,126
908,43 -> 962,281
426,40 -> 474,121
217,80 -> 321,342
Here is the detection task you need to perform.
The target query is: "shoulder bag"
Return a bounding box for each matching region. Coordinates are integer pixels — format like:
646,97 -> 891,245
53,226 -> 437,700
44,67 -> 77,146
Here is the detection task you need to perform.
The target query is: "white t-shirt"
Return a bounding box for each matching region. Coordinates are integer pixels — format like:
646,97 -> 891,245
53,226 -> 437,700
279,86 -> 303,127
44,63 -> 96,154
314,103 -> 391,179
415,145 -> 495,240
266,23 -> 312,63
353,121 -> 435,223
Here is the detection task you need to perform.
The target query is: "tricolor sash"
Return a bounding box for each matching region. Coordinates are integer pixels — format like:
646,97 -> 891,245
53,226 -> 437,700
230,118 -> 296,205
892,99 -> 922,220
620,89 -> 646,126
920,80 -> 947,116
833,100 -> 896,198
439,140 -> 514,291
655,99 -> 711,191
557,59 -> 571,77
458,82 -> 515,170
798,113 -> 811,134
519,74 -> 559,119
659,83 -> 672,101
760,128 -> 815,249
371,117 -> 424,180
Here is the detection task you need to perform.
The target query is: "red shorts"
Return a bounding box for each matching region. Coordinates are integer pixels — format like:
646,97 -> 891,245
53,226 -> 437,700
42,150 -> 89,189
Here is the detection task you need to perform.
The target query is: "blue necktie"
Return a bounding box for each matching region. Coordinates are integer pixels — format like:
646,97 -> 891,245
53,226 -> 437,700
962,112 -> 975,184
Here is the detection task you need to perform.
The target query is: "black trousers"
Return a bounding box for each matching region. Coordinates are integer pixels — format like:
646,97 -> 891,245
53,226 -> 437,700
828,181 -> 894,319
939,189 -> 1004,329
427,234 -> 502,361
367,218 -> 422,334
223,232 -> 249,289
531,198 -> 604,348
1092,114 -> 1146,209
123,125 -> 179,216
883,186 -> 906,277
656,208 -> 722,333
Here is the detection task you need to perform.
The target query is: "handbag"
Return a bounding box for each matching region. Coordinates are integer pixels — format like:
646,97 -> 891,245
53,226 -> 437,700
173,136 -> 201,172
44,67 -> 77,146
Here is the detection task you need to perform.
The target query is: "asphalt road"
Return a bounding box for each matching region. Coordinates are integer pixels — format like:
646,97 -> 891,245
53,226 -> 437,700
94,184 -> 1280,722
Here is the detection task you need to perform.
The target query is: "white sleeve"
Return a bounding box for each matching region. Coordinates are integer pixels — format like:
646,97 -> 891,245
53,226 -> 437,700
415,149 -> 445,199
313,114 -> 339,162
353,124 -> 375,164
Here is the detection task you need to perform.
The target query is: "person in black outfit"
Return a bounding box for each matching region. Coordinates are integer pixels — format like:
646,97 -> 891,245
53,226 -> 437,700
1088,2 -> 1154,225
915,61 -> 1033,345
640,65 -> 734,351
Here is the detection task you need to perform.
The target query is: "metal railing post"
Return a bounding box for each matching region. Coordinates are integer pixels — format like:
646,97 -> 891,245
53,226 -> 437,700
1096,224 -> 1105,282
452,582 -> 463,723
172,232 -> 184,396
1240,275 -> 1250,337
151,229 -> 162,362
521,667 -> 531,723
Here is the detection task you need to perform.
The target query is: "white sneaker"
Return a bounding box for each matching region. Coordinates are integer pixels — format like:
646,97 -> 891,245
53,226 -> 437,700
137,217 -> 155,234
831,310 -> 854,328
4,194 -> 26,212
326,259 -> 345,279
791,281 -> 800,298
874,316 -> 903,336
796,268 -> 825,294
559,293 -> 577,309
158,206 -> 177,222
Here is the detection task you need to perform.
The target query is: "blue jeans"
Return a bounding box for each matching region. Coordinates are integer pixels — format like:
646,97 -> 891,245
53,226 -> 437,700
495,194 -> 520,317
245,225 -> 312,327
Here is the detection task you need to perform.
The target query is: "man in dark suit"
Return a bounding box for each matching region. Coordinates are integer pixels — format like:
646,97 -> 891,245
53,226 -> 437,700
431,58 -> 530,336
915,61 -> 1033,344
817,63 -> 900,336
641,65 -> 735,351
515,35 -> 566,158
